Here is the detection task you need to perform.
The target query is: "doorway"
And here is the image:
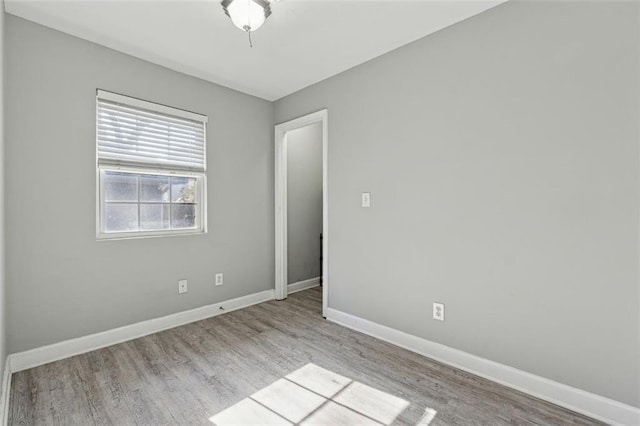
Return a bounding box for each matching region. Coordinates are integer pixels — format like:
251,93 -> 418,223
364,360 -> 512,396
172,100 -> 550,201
275,110 -> 328,317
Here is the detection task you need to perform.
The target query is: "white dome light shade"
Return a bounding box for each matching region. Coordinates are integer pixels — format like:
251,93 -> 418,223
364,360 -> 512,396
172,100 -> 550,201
222,0 -> 272,32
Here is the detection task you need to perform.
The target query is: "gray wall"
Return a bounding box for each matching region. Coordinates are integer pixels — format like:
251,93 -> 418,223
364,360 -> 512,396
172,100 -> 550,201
275,1 -> 640,407
287,123 -> 323,284
5,15 -> 275,353
0,5 -> 7,390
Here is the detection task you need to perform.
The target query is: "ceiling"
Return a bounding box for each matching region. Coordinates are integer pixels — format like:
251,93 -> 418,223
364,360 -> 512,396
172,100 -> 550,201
5,0 -> 507,101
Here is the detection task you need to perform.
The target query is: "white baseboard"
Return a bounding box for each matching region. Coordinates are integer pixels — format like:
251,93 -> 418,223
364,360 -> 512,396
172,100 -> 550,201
10,289 -> 275,373
326,308 -> 640,426
0,356 -> 11,426
288,277 -> 320,294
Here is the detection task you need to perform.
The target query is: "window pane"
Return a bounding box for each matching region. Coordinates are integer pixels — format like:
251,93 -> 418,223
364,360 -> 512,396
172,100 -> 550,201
104,172 -> 138,202
172,204 -> 196,229
140,175 -> 170,202
104,204 -> 138,232
171,177 -> 197,203
140,204 -> 170,230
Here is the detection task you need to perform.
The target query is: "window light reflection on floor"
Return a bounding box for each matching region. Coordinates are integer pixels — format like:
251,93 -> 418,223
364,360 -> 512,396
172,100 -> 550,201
209,363 -> 436,425
416,408 -> 438,426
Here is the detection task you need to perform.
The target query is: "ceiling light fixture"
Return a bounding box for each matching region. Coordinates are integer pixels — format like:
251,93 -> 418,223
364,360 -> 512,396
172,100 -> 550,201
221,0 -> 272,47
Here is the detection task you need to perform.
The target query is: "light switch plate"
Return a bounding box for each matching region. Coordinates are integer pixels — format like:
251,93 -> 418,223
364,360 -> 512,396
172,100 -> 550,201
362,192 -> 371,208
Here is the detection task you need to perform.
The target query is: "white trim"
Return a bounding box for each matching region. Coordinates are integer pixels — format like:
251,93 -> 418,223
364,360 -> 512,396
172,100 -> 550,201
10,289 -> 275,373
0,357 -> 11,426
274,124 -> 288,301
97,89 -> 208,123
287,277 -> 320,294
274,110 -> 329,317
326,308 -> 640,426
321,114 -> 328,318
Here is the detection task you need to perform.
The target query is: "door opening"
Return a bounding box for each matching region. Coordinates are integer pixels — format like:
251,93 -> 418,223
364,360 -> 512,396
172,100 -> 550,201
275,110 -> 328,317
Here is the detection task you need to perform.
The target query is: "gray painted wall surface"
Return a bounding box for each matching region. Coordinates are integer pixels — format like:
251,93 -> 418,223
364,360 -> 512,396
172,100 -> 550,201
0,6 -> 7,387
275,1 -> 640,407
287,123 -> 322,284
5,16 -> 275,353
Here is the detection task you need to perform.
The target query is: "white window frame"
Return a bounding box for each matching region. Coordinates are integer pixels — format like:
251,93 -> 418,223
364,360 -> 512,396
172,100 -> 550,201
96,90 -> 208,240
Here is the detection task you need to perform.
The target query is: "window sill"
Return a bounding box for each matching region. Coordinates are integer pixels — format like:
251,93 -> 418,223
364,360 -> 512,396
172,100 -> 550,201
96,229 -> 207,241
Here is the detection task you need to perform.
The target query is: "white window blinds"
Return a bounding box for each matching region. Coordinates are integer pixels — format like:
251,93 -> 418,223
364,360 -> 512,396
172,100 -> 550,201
97,90 -> 207,172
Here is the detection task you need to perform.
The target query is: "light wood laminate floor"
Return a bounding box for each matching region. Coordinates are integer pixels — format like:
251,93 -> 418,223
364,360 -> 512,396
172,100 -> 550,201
9,287 -> 603,425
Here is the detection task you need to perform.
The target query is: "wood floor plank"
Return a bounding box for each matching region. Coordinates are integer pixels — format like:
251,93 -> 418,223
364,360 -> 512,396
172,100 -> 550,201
9,287 -> 604,425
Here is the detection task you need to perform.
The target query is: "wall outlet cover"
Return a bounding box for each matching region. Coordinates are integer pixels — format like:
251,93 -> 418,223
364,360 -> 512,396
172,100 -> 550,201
433,302 -> 445,321
178,279 -> 188,294
215,273 -> 224,286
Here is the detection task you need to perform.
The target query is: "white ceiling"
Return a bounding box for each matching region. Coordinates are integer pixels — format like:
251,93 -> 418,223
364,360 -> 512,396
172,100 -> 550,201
5,0 -> 507,101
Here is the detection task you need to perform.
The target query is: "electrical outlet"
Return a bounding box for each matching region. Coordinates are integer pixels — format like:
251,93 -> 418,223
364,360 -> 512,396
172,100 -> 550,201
433,302 -> 444,321
215,273 -> 224,286
178,279 -> 188,294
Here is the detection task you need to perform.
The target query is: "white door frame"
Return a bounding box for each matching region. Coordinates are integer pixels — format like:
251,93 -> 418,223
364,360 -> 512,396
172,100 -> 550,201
275,109 -> 329,317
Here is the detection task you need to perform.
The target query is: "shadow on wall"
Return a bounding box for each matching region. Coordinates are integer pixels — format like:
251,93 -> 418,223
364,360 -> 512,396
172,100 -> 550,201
209,363 -> 437,425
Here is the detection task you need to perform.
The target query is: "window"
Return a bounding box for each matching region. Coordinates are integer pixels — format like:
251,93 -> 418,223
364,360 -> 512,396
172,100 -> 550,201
96,90 -> 207,239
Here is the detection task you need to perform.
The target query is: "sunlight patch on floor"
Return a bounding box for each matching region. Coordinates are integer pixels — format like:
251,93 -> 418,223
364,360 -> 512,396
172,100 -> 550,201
333,381 -> 409,424
209,363 -> 434,425
416,408 -> 438,426
209,398 -> 291,425
252,378 -> 326,423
